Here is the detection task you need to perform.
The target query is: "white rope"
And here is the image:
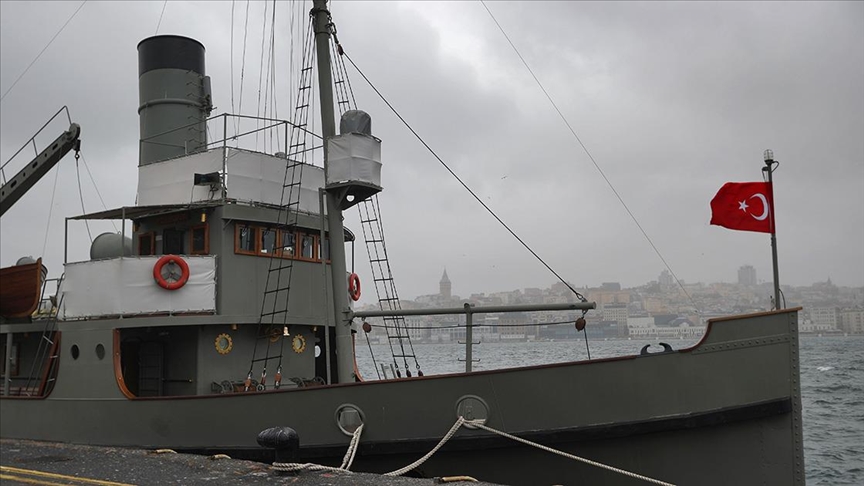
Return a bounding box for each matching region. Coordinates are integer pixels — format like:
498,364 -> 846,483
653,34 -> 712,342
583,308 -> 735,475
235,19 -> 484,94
272,423 -> 364,474
339,423 -> 364,470
469,421 -> 676,486
382,417 -> 467,476
271,416 -> 675,486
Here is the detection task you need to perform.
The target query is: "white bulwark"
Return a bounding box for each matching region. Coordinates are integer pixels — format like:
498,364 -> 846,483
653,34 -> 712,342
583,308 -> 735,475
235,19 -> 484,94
137,148 -> 326,213
61,256 -> 216,318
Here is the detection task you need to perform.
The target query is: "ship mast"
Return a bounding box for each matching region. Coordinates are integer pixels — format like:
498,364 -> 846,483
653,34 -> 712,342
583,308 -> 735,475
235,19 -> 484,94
312,0 -> 355,383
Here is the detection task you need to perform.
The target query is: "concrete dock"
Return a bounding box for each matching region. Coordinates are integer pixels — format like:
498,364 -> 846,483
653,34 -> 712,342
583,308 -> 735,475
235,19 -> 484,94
0,439 -> 502,486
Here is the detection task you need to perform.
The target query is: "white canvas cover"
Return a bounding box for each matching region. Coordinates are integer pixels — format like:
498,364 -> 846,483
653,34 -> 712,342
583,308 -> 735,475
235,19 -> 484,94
326,133 -> 382,187
136,148 -> 327,213
137,150 -> 223,206
224,148 -> 325,213
61,256 -> 216,318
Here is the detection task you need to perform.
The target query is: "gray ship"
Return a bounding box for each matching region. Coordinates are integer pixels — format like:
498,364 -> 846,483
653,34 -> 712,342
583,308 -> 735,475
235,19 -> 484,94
1,2 -> 804,485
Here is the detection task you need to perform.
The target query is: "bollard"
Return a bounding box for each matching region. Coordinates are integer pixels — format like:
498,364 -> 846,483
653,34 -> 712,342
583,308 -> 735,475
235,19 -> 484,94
257,427 -> 300,464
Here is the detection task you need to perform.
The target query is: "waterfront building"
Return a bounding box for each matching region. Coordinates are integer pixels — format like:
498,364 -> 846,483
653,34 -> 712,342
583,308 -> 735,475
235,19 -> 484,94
738,265 -> 757,286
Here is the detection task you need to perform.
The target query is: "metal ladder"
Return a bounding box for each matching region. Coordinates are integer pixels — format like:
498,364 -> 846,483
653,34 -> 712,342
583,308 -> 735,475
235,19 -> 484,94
247,20 -> 317,391
358,197 -> 422,377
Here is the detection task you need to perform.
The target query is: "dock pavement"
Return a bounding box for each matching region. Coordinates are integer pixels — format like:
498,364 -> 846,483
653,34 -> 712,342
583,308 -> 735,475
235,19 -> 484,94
0,439 -> 503,486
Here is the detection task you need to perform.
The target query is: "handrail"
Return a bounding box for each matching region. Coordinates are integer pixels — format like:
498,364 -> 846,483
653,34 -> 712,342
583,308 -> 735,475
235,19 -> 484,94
1,106 -> 72,179
353,302 -> 595,319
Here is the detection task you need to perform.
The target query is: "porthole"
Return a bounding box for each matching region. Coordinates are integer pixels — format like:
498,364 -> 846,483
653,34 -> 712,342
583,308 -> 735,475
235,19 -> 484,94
71,345 -> 80,360
95,344 -> 105,360
314,345 -> 321,358
335,404 -> 365,436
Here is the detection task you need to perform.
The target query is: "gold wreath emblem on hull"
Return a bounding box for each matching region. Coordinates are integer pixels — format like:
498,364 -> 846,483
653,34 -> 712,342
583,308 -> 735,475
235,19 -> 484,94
215,333 -> 233,355
292,334 -> 306,354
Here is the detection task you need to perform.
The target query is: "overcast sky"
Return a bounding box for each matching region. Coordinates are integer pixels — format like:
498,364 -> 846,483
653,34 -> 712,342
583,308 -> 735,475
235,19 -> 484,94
1,1 -> 862,303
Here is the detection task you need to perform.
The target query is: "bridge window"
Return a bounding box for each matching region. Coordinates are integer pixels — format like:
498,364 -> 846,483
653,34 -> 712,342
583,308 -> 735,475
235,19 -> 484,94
300,233 -> 315,259
190,224 -> 209,255
138,232 -> 155,256
260,229 -> 277,255
280,231 -> 296,258
319,235 -> 330,261
163,229 -> 185,255
236,224 -> 256,255
234,222 -> 328,263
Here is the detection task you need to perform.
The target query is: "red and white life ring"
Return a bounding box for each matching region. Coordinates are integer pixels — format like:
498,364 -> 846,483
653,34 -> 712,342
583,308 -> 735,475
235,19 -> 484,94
348,273 -> 361,301
153,255 -> 190,290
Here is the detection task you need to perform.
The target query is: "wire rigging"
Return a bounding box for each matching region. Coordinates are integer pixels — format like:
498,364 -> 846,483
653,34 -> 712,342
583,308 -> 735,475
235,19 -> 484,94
480,1 -> 701,315
236,0 -> 252,137
41,163 -> 62,258
230,1 -> 236,118
79,154 -> 117,232
254,0 -> 270,149
74,155 -> 92,243
155,0 -> 168,35
342,52 -> 588,307
1,0 -> 87,103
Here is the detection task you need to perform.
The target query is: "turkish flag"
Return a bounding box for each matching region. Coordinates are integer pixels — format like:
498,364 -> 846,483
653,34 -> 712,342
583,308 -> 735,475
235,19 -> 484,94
710,182 -> 775,234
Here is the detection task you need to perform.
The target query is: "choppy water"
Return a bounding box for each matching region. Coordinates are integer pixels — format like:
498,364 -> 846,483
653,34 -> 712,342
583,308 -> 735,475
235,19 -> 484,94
356,336 -> 864,485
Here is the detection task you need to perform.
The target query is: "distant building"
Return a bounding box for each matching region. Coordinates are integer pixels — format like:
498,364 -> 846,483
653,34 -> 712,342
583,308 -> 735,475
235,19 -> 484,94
839,308 -> 864,334
439,269 -> 451,300
738,265 -> 757,286
602,303 -> 629,328
809,306 -> 838,331
601,282 -> 622,291
658,270 -> 673,287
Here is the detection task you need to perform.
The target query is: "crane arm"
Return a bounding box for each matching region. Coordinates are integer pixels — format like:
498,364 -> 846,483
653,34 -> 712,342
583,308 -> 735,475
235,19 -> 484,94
0,123 -> 81,217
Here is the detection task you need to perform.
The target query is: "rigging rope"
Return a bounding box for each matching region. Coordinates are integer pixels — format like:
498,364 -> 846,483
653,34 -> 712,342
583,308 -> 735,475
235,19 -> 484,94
0,0 -> 87,103
41,162 -> 62,258
230,0 -> 236,118
80,154 -> 118,232
254,0 -> 271,150
154,0 -> 168,35
480,1 -> 701,316
73,153 -> 92,243
342,52 -> 589,309
237,0 -> 252,137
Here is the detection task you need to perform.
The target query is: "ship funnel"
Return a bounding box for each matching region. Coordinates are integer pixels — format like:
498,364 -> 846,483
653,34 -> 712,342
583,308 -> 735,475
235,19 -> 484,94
137,35 -> 212,166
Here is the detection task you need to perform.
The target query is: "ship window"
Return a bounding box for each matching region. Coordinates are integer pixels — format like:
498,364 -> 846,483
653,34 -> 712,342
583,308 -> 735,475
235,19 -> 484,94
319,235 -> 330,261
236,224 -> 256,255
163,229 -> 185,255
138,232 -> 155,256
280,231 -> 296,258
300,233 -> 315,259
260,229 -> 276,255
71,345 -> 80,360
190,225 -> 209,255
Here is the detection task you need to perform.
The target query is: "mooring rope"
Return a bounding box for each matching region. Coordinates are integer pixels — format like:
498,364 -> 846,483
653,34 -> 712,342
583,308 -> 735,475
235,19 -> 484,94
271,417 -> 675,485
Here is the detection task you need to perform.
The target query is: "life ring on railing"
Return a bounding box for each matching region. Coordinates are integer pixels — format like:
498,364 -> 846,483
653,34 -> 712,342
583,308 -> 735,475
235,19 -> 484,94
153,255 -> 190,290
348,273 -> 361,301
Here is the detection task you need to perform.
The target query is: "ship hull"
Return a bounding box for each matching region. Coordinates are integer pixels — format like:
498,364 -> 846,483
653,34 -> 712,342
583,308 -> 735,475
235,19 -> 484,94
0,308 -> 804,486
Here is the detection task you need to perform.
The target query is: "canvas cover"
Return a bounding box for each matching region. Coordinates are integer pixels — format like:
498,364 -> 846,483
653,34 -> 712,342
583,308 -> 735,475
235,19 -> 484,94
61,256 -> 216,318
137,148 -> 327,213
326,133 -> 382,187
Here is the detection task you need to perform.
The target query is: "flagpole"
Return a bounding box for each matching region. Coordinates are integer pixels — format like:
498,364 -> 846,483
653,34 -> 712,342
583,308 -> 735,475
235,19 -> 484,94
763,149 -> 782,310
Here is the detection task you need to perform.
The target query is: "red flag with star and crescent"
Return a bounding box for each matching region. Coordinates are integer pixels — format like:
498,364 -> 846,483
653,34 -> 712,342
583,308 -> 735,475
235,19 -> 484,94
710,182 -> 775,234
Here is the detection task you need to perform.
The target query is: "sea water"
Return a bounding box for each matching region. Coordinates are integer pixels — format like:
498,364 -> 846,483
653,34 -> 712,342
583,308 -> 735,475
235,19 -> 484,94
355,335 -> 864,485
